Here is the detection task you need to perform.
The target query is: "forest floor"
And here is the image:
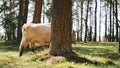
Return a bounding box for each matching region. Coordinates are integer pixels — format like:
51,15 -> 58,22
0,41 -> 120,68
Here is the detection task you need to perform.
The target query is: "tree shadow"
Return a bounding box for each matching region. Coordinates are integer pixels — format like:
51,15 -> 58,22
63,52 -> 120,68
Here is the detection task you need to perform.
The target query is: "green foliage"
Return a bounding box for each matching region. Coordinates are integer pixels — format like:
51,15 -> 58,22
0,42 -> 120,68
0,1 -> 17,41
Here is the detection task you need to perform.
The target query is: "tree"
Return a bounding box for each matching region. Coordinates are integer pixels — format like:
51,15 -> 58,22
0,0 -> 17,42
99,0 -> 101,42
89,1 -> 93,41
104,1 -> 108,42
115,0 -> 118,42
93,0 -> 97,41
109,0 -> 112,42
112,1 -> 115,42
84,0 -> 89,42
118,26 -> 120,52
23,0 -> 29,23
49,0 -> 73,56
17,0 -> 29,43
32,0 -> 43,23
80,1 -> 84,41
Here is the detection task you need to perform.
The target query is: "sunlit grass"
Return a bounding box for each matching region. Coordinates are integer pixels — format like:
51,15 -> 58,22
0,41 -> 120,68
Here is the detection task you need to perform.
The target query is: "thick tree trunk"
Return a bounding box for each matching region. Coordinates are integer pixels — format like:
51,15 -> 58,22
32,0 -> 42,23
49,0 -> 73,56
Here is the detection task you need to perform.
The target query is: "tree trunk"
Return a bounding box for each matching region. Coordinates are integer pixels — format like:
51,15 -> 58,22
80,2 -> 83,41
76,1 -> 80,41
105,1 -> 108,42
32,0 -> 42,23
118,26 -> 120,52
84,0 -> 89,42
23,0 -> 29,24
17,0 -> 25,43
49,0 -> 73,56
99,0 -> 101,42
93,0 -> 97,41
109,0 -> 112,42
89,2 -> 93,41
115,0 -> 118,42
112,1 -> 115,42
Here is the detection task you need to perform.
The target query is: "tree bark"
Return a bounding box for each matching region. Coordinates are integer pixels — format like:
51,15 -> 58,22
105,1 -> 108,42
17,0 -> 25,43
23,0 -> 29,23
112,1 -> 115,42
80,2 -> 83,41
115,0 -> 118,42
99,0 -> 101,42
32,0 -> 43,23
109,0 -> 112,42
84,0 -> 89,42
49,0 -> 73,56
93,0 -> 97,41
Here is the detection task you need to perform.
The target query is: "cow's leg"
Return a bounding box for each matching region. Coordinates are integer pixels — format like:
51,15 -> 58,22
29,42 -> 36,54
19,38 -> 29,57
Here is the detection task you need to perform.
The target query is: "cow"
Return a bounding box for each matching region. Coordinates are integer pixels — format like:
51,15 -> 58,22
19,23 -> 77,57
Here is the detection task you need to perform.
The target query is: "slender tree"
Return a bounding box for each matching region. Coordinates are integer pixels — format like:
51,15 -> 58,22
49,0 -> 73,56
32,0 -> 43,23
23,0 -> 29,23
93,0 -> 97,41
109,0 -> 112,42
105,1 -> 108,42
76,0 -> 80,41
17,0 -> 25,43
84,0 -> 89,42
80,1 -> 84,41
118,26 -> 120,52
112,1 -> 115,42
89,1 -> 93,41
115,0 -> 118,42
99,0 -> 101,42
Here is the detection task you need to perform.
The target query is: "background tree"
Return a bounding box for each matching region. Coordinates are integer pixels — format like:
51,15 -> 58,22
99,0 -> 101,42
0,0 -> 17,42
80,1 -> 84,41
109,0 -> 112,42
93,0 -> 97,41
115,0 -> 118,42
104,1 -> 108,42
84,0 -> 89,42
17,0 -> 29,43
32,0 -> 42,23
49,0 -> 73,57
112,1 -> 115,42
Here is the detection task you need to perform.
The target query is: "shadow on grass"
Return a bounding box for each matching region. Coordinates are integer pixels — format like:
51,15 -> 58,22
0,42 -> 19,52
63,52 -> 120,68
73,46 -> 112,55
97,53 -> 120,60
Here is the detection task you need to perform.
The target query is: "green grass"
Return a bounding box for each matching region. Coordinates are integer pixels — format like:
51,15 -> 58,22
0,41 -> 120,68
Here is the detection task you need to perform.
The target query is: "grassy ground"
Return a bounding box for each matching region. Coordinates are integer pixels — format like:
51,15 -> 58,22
0,42 -> 120,68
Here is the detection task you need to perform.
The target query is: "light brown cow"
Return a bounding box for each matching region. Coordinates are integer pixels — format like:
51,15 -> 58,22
19,23 -> 77,56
